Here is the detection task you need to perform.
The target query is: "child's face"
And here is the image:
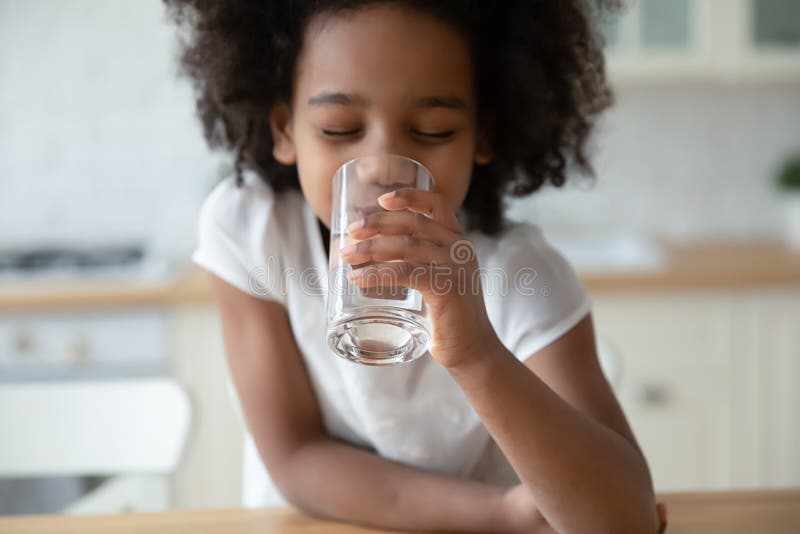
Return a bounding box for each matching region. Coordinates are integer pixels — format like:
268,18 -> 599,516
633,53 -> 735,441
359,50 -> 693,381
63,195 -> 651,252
269,3 -> 492,229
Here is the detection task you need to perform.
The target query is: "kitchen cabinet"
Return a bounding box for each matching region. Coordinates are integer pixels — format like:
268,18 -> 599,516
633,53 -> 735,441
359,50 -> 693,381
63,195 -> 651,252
753,0 -> 800,48
601,0 -> 698,54
591,289 -> 800,492
601,0 -> 800,83
592,293 -> 735,490
753,291 -> 800,487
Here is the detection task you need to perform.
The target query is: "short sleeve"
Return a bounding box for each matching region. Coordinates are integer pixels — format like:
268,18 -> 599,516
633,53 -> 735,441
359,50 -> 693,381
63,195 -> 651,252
190,172 -> 286,306
481,222 -> 592,362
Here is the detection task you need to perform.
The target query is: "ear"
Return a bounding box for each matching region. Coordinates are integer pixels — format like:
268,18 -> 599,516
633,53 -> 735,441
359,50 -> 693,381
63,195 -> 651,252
269,102 -> 297,165
473,113 -> 494,166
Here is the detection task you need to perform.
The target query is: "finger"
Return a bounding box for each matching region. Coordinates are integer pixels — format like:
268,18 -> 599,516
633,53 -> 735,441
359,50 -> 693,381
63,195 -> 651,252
347,209 -> 459,247
340,235 -> 453,266
347,261 -> 415,292
377,188 -> 462,233
346,261 -> 447,295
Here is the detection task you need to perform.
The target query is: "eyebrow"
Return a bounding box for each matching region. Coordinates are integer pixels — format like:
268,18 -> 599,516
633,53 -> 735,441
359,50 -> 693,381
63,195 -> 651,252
307,91 -> 468,110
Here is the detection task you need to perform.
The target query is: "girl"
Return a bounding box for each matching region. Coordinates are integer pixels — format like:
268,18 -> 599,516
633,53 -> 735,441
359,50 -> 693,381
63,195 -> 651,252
167,1 -> 667,532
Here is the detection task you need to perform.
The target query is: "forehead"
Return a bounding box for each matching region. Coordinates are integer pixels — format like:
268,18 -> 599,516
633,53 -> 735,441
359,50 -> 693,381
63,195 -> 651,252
294,4 -> 474,110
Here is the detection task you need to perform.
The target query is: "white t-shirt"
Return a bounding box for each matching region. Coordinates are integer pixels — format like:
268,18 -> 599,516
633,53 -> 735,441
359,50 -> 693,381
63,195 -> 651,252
191,169 -> 592,506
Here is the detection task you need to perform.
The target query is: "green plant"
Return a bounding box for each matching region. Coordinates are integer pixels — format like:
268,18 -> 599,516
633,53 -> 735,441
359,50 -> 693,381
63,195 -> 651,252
776,154 -> 800,192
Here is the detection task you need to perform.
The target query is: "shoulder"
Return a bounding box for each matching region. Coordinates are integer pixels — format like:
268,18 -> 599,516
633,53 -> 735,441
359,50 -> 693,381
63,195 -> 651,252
192,169 -> 303,304
198,169 -> 286,232
197,169 -> 308,254
471,220 -> 592,360
471,220 -> 560,273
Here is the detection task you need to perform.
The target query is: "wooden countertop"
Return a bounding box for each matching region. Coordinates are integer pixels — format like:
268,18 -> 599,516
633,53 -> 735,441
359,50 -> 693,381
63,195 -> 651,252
0,489 -> 798,534
0,267 -> 213,311
1,240 -> 799,310
583,239 -> 800,292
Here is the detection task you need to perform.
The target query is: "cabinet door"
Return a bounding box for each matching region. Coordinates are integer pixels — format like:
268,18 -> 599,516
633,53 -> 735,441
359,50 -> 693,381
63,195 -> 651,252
754,291 -> 800,487
601,0 -> 697,53
601,0 -> 800,82
751,0 -> 800,49
727,0 -> 800,80
641,0 -> 693,49
601,0 -> 715,83
591,293 -> 734,491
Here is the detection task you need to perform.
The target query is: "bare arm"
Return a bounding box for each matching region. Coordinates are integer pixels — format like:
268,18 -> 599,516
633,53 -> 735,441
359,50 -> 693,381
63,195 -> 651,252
284,434 -> 514,532
208,272 -> 520,532
448,314 -> 659,534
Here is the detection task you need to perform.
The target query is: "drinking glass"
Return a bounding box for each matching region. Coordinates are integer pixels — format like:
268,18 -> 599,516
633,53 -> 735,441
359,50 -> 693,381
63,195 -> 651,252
325,154 -> 434,366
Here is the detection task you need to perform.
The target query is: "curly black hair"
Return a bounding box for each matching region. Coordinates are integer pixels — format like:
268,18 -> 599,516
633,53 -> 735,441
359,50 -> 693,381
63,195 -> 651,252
165,0 -> 618,235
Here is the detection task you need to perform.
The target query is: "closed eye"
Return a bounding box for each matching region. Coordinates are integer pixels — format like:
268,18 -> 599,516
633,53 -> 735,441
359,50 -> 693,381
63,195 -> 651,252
322,129 -> 360,137
321,129 -> 455,139
413,130 -> 454,139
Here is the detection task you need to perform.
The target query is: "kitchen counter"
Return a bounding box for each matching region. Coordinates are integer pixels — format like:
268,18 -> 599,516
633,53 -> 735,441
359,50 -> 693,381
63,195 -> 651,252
0,267 -> 212,311
1,240 -> 799,310
584,239 -> 800,292
0,489 -> 798,534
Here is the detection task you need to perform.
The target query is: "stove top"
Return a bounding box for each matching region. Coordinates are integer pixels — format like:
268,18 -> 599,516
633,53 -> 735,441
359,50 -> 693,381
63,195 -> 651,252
0,245 -> 144,272
0,243 -> 172,281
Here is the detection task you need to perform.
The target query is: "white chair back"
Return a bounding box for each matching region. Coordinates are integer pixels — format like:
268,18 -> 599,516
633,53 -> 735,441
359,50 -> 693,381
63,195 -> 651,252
0,379 -> 190,477
0,379 -> 190,514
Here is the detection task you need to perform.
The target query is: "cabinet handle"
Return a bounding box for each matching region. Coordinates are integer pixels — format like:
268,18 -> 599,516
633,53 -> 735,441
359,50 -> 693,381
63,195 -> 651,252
66,336 -> 91,366
631,383 -> 671,406
13,330 -> 36,358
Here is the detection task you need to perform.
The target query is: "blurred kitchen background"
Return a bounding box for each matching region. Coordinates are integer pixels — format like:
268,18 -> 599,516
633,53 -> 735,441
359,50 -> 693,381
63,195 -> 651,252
1,0 -> 798,516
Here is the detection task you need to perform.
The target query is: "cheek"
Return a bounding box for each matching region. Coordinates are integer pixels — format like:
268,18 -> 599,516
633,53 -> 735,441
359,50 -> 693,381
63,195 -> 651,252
295,151 -> 338,225
293,125 -> 354,225
425,144 -> 475,213
296,131 -> 351,194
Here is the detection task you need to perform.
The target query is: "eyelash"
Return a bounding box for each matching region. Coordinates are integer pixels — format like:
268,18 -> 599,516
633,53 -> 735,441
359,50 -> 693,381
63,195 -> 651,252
322,129 -> 454,139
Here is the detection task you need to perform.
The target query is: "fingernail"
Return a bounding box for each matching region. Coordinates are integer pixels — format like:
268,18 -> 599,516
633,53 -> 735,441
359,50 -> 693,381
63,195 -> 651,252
341,244 -> 356,255
378,191 -> 396,201
347,219 -> 365,232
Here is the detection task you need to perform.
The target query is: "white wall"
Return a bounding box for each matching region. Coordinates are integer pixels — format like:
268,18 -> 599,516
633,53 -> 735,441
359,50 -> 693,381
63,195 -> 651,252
509,83 -> 800,241
0,0 -> 223,257
2,0 -> 799,257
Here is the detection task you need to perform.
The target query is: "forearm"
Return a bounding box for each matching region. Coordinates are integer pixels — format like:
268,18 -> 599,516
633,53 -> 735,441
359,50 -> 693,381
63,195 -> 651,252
281,434 -> 512,532
448,344 -> 657,534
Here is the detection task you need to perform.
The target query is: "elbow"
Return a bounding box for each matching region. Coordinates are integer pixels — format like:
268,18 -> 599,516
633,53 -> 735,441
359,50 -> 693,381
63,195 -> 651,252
272,468 -> 326,520
268,467 -> 303,511
269,456 -> 311,513
278,478 -> 345,526
613,516 -> 660,534
610,452 -> 660,533
618,513 -> 661,534
603,494 -> 661,534
269,441 -> 333,521
282,486 -> 318,518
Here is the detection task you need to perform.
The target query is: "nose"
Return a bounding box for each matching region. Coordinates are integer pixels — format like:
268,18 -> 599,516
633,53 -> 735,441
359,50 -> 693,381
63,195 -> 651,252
354,153 -> 420,186
365,123 -> 426,174
352,123 -> 423,180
